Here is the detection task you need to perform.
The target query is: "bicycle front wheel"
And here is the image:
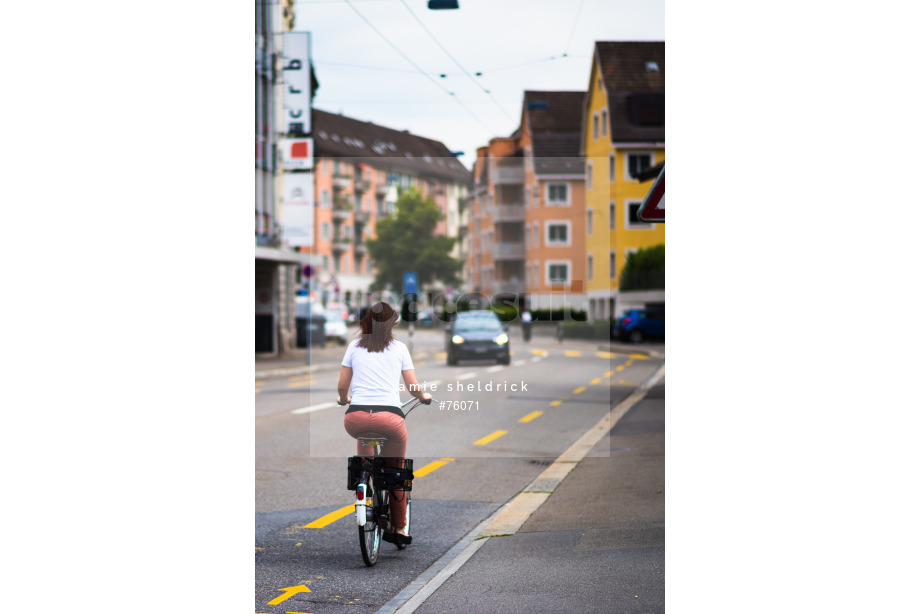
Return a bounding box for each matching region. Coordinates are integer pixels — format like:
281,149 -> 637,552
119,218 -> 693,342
358,475 -> 381,566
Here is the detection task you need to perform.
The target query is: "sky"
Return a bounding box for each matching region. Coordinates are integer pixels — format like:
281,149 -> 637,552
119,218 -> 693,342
295,0 -> 664,169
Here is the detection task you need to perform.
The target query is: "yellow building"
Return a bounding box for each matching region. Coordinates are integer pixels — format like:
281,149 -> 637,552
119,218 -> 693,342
582,41 -> 665,321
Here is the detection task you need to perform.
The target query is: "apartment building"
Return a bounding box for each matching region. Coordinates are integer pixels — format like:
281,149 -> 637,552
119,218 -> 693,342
582,41 -> 665,321
467,91 -> 587,313
307,109 -> 471,306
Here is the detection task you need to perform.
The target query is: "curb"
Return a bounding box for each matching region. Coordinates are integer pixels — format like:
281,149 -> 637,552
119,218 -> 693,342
254,360 -> 342,380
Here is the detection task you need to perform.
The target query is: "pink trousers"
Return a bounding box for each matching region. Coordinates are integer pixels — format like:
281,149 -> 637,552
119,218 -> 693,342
343,410 -> 408,529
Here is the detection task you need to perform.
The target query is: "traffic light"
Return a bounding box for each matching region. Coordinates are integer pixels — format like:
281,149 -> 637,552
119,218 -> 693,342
401,293 -> 419,323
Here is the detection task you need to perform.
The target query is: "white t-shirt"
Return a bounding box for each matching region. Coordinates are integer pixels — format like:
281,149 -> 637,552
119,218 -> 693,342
341,338 -> 414,407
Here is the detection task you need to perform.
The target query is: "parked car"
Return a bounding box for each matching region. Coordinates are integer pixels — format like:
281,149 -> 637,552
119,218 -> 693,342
613,308 -> 665,343
295,297 -> 326,348
444,310 -> 510,365
415,308 -> 435,327
322,307 -> 350,345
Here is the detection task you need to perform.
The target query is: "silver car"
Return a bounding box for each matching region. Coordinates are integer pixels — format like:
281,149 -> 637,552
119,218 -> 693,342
322,307 -> 350,345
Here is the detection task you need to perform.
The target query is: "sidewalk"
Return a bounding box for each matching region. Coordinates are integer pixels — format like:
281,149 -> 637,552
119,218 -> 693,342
389,376 -> 666,613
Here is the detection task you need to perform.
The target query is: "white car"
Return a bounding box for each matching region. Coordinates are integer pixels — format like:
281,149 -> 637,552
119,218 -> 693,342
322,307 -> 350,345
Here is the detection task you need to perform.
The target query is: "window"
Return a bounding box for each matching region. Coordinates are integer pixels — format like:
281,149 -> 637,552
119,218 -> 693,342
547,262 -> 569,284
609,154 -> 615,182
587,209 -> 593,235
627,153 -> 653,180
587,254 -> 594,280
321,190 -> 331,208
546,222 -> 570,245
610,251 -> 616,279
533,185 -> 539,206
321,222 -> 330,241
547,183 -> 569,205
626,201 -> 653,229
609,202 -> 615,230
592,113 -> 599,139
601,110 -> 608,136
587,162 -> 593,190
533,222 -> 539,247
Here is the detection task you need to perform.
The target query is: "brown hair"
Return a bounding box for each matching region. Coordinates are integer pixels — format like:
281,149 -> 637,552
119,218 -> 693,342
356,302 -> 398,352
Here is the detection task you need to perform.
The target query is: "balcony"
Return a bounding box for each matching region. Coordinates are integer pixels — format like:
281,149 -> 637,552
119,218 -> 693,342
332,208 -> 350,223
493,242 -> 524,261
332,174 -> 351,190
353,242 -> 368,256
332,238 -> 351,254
492,204 -> 525,223
376,183 -> 390,196
492,163 -> 524,185
353,209 -> 370,225
354,178 -> 371,193
493,280 -> 525,294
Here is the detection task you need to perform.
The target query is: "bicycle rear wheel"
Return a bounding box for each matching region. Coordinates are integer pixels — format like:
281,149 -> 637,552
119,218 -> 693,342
358,475 -> 381,566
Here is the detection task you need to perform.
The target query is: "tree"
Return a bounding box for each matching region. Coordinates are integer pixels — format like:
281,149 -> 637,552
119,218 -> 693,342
366,187 -> 461,291
619,244 -> 665,291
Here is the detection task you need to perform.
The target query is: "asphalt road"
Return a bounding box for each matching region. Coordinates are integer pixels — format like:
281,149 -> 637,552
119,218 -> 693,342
255,328 -> 663,613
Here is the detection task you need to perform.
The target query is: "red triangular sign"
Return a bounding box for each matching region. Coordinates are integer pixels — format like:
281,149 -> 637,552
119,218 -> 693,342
637,166 -> 665,223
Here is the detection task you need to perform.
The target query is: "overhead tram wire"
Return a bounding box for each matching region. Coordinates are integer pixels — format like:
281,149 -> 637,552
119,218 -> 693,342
562,0 -> 587,56
342,0 -> 499,136
398,0 -> 516,123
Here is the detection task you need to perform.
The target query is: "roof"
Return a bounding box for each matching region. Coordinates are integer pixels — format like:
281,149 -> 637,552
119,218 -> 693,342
312,108 -> 471,183
522,91 -> 586,174
523,91 -> 586,134
594,42 -> 665,143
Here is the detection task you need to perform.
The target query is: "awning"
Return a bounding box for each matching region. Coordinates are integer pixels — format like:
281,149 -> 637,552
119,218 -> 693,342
254,246 -> 317,265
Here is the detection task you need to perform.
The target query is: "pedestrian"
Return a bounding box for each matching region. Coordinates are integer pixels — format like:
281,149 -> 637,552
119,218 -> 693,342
336,302 -> 432,546
521,308 -> 533,342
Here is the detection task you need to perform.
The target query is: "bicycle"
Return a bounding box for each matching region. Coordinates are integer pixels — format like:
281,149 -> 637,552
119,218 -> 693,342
346,396 -> 431,566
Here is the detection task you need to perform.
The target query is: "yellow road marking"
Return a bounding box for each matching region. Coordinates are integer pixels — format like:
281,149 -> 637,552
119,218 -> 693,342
435,352 -> 447,359
604,371 -> 614,378
519,411 -> 543,423
303,503 -> 356,529
550,399 -> 563,406
596,351 -> 617,359
267,585 -> 311,605
413,457 -> 455,478
255,388 -> 262,394
630,353 -> 650,360
616,365 -> 625,371
573,386 -> 586,394
288,381 -> 313,388
531,349 -> 549,356
256,380 -> 266,386
474,430 -> 508,445
564,350 -> 581,357
304,458 -> 454,529
590,378 -> 601,385
414,361 -> 426,368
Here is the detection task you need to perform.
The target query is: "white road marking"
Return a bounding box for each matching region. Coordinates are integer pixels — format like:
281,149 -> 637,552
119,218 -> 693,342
486,365 -> 504,373
456,372 -> 477,380
291,401 -> 338,415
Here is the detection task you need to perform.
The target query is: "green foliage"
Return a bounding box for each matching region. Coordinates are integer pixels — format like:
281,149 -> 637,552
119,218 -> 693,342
530,308 -> 587,322
619,244 -> 665,291
559,319 -> 614,340
366,187 -> 462,290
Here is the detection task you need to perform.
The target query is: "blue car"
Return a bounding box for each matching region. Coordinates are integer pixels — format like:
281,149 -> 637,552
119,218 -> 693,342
613,308 -> 665,343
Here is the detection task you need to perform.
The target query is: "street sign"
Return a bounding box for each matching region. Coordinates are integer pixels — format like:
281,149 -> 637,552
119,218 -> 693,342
302,264 -> 313,278
637,165 -> 665,223
403,272 -> 418,295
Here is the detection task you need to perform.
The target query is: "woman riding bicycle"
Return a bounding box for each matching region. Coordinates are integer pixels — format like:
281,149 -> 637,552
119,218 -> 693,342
336,301 -> 432,546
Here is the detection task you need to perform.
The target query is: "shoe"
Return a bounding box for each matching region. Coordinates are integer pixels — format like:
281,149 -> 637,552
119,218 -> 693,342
382,531 -> 412,546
